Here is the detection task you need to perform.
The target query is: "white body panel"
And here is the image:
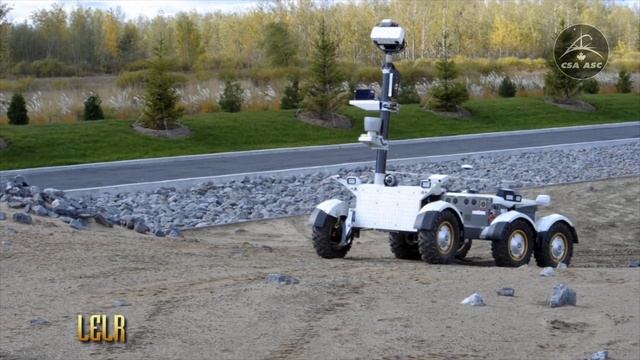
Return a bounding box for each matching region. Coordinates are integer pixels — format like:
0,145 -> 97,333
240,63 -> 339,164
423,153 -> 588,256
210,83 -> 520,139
536,214 -> 573,232
417,200 -> 463,220
349,100 -> 380,111
480,210 -> 537,239
353,184 -> 427,231
316,199 -> 347,218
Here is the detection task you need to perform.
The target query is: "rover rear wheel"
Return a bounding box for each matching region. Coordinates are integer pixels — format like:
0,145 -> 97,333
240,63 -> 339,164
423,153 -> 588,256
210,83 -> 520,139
312,216 -> 351,259
418,210 -> 461,264
534,222 -> 574,267
389,232 -> 421,260
492,219 -> 534,267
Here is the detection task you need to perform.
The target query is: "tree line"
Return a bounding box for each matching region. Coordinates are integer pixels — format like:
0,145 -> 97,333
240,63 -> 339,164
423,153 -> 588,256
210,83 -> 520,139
0,0 -> 638,77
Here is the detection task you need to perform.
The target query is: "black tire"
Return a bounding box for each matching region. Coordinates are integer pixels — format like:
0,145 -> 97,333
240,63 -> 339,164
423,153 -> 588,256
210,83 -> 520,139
491,219 -> 534,267
455,239 -> 473,260
312,216 -> 351,259
389,232 -> 421,260
534,222 -> 574,267
418,210 -> 461,264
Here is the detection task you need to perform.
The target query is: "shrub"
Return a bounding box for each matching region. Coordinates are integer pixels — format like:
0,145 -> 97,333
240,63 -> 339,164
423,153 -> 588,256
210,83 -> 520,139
83,94 -> 104,120
427,59 -> 469,112
280,78 -> 302,109
498,76 -> 517,97
30,59 -> 75,77
219,80 -> 243,112
141,38 -> 184,130
615,70 -> 632,93
581,78 -> 600,94
7,93 -> 29,125
396,81 -> 421,104
117,70 -> 148,88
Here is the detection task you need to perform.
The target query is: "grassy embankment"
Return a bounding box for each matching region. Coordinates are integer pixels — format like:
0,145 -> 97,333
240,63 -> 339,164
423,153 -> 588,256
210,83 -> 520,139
0,94 -> 638,170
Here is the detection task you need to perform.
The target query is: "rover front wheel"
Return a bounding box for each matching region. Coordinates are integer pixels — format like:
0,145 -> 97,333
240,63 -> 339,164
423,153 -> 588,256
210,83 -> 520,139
418,210 -> 461,264
389,232 -> 421,260
534,222 -> 574,267
492,219 -> 534,267
312,216 -> 351,259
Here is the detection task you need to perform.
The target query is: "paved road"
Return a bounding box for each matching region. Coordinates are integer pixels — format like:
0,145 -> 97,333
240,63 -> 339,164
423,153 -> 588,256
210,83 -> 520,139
2,122 -> 639,190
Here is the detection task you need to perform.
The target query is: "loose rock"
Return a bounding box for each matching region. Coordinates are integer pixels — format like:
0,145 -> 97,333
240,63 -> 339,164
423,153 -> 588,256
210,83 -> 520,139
549,282 -> 577,308
590,350 -> 608,360
557,262 -> 568,270
94,213 -> 113,227
266,273 -> 299,285
29,318 -> 50,326
461,293 -> 486,306
32,205 -> 49,216
496,287 -> 515,297
113,299 -> 131,307
69,218 -> 88,230
540,267 -> 556,277
628,260 -> 640,268
0,211 -> 6,220
12,212 -> 32,225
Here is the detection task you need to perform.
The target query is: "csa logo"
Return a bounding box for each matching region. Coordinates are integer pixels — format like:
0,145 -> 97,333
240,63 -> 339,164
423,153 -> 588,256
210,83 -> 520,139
554,24 -> 608,80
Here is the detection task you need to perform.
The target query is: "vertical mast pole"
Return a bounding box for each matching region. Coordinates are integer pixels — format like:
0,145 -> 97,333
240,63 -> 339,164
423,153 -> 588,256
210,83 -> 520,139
374,54 -> 393,185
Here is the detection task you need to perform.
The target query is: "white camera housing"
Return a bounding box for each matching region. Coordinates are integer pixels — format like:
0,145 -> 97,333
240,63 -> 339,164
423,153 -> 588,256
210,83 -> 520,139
370,19 -> 405,53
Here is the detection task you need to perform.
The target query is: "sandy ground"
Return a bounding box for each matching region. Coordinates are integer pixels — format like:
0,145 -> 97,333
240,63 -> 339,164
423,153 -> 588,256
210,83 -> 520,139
0,177 -> 639,360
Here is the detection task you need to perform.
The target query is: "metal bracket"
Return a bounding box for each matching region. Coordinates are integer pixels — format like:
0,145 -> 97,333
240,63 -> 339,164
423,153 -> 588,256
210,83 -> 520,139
381,101 -> 399,112
339,208 -> 356,247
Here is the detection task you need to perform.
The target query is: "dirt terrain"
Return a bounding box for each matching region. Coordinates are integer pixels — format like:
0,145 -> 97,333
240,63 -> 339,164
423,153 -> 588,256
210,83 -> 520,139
1,177 -> 639,360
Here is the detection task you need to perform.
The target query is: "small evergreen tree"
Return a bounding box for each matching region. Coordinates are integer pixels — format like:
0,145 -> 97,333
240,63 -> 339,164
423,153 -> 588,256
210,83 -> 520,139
280,78 -> 302,109
615,70 -> 632,93
427,32 -> 469,112
7,93 -> 28,125
301,18 -> 345,120
498,76 -> 517,97
396,81 -> 421,104
263,22 -> 297,67
544,59 -> 580,100
83,94 -> 104,120
581,78 -> 599,94
142,38 -> 183,130
427,60 -> 469,112
219,80 -> 243,112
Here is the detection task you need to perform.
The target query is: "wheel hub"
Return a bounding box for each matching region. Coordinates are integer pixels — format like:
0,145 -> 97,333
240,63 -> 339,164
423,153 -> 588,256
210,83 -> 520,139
437,223 -> 453,252
509,231 -> 526,259
550,235 -> 566,260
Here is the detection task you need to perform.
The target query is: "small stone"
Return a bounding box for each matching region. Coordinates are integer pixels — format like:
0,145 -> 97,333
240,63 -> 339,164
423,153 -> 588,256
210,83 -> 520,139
153,229 -> 165,237
266,273 -> 299,285
94,213 -> 113,227
60,216 -> 73,224
549,282 -> 577,308
8,200 -> 25,209
261,245 -> 274,252
4,227 -> 17,236
113,299 -> 131,307
556,262 -> 568,270
461,293 -> 486,306
69,218 -> 88,230
12,212 -> 32,225
29,318 -> 50,326
628,260 -> 640,268
539,267 -> 556,277
134,221 -> 149,234
167,227 -> 183,238
0,211 -> 6,220
496,287 -> 515,297
32,205 -> 48,216
590,350 -> 608,360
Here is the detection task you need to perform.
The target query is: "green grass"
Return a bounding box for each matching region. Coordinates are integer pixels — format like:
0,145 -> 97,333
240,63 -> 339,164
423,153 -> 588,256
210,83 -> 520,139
1,94 -> 638,170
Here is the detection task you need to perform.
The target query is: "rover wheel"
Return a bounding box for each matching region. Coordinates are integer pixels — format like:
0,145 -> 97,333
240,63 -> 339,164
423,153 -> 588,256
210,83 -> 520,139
389,232 -> 420,260
492,219 -> 534,267
455,239 -> 473,260
312,216 -> 351,259
418,210 -> 461,264
534,222 -> 574,267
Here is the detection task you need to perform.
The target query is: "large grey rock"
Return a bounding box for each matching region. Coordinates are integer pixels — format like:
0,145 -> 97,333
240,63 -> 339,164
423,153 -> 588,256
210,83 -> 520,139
461,293 -> 486,306
0,211 -> 6,220
549,283 -> 577,308
8,200 -> 25,209
32,205 -> 49,216
94,213 -> 114,227
12,212 -> 32,225
69,218 -> 88,230
134,221 -> 149,234
590,350 -> 608,360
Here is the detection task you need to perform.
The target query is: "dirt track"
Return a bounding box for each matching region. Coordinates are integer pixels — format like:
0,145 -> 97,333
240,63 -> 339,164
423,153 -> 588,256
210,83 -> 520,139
1,177 -> 639,360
